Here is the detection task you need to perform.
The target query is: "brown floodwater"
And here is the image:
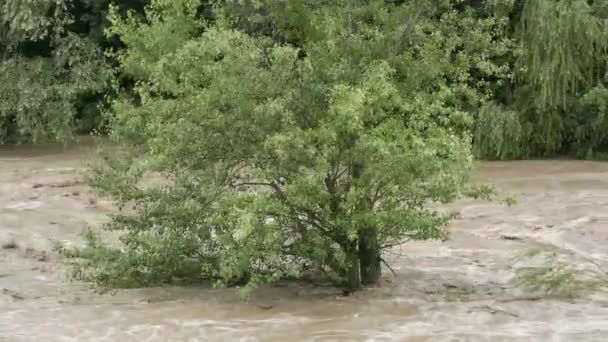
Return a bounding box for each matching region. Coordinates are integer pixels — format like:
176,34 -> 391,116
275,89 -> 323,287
1,141 -> 608,341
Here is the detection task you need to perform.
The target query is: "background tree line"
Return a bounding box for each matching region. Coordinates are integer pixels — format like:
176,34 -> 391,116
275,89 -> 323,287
0,0 -> 144,142
2,0 -> 608,159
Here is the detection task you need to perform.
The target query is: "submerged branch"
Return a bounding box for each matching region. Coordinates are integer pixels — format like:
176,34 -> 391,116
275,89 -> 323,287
381,258 -> 397,277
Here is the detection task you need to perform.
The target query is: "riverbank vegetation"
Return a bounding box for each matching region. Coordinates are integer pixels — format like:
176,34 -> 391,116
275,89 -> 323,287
5,0 -> 608,294
4,0 -> 608,158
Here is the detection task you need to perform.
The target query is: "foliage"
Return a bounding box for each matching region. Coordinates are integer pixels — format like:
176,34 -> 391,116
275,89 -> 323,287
57,227 -> 209,287
475,0 -> 608,158
513,247 -> 607,299
473,102 -> 527,159
518,0 -> 608,111
570,85 -> 608,158
0,0 -> 149,143
0,37 -> 108,142
73,0 -> 499,295
0,0 -> 111,143
3,0 -> 608,157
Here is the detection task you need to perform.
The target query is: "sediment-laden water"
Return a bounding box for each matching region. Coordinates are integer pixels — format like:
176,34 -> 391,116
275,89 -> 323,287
1,142 -> 607,341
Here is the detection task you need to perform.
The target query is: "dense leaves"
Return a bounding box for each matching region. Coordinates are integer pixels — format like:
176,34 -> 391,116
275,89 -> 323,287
0,0 -> 106,142
0,0 -> 146,142
477,0 -> 608,159
3,0 -> 608,157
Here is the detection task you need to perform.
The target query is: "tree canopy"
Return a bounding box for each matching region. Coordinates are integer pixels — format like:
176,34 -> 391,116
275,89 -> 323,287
65,0 -> 501,295
0,0 -> 144,142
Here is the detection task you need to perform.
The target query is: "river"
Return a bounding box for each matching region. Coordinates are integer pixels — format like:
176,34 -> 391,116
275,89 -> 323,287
1,141 -> 607,341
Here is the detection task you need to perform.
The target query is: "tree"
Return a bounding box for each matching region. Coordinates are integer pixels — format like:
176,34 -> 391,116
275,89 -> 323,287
517,0 -> 608,157
0,0 -> 150,143
475,0 -> 608,159
0,0 -> 110,143
75,0 -> 496,295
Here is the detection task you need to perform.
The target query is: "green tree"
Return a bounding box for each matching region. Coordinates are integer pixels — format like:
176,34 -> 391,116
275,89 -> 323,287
0,0 -> 110,143
76,0 -> 496,294
475,0 -> 608,158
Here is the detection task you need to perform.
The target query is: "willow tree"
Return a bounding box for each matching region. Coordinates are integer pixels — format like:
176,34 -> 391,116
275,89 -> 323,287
518,0 -> 608,109
521,0 -> 608,156
477,0 -> 608,158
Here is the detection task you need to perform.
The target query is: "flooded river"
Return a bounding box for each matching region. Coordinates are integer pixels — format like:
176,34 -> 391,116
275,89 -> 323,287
1,142 -> 608,341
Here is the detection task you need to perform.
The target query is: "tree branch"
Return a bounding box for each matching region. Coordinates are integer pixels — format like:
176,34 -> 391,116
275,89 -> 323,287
371,179 -> 387,206
381,258 -> 397,277
233,181 -> 275,188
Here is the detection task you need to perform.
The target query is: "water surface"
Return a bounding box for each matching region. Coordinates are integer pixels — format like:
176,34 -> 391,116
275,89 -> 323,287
1,143 -> 607,341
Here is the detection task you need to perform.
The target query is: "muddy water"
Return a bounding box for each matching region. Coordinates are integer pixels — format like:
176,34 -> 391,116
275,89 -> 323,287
1,142 -> 608,341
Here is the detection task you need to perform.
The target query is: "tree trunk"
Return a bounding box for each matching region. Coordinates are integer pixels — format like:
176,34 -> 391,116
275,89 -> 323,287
345,243 -> 361,290
359,226 -> 381,285
349,160 -> 381,286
